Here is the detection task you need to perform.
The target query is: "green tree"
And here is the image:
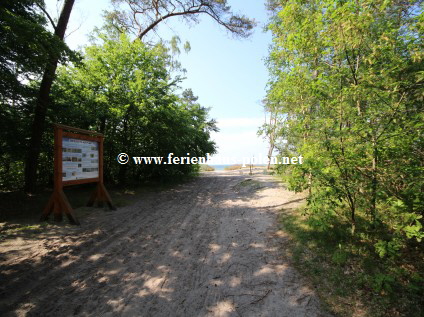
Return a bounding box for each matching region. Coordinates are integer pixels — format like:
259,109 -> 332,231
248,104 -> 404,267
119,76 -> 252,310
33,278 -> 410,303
24,0 -> 75,193
265,0 -> 423,243
50,34 -> 217,184
18,0 -> 255,193
0,0 -> 73,189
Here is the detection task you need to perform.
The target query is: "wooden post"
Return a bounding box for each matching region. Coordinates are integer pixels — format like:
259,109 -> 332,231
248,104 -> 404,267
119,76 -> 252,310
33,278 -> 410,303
41,126 -> 80,224
41,124 -> 115,225
86,135 -> 116,210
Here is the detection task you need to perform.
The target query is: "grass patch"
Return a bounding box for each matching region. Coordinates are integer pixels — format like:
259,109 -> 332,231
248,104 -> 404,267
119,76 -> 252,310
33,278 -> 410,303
278,206 -> 424,317
0,223 -> 48,238
224,164 -> 243,170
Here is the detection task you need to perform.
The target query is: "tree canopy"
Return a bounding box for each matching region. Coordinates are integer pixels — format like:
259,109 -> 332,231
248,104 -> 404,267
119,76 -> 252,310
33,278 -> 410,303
261,1 -> 423,312
105,0 -> 257,40
0,1 -> 224,189
0,0 -> 258,190
263,0 -> 423,257
0,0 -> 74,189
49,34 -> 217,184
0,0 -> 70,101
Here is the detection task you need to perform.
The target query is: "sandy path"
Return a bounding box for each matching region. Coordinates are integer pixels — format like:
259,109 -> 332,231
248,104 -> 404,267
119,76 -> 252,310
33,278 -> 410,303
0,169 -> 330,317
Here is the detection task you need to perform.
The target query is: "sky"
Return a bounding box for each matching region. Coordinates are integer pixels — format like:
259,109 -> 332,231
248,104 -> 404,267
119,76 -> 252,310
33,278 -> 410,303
45,0 -> 273,164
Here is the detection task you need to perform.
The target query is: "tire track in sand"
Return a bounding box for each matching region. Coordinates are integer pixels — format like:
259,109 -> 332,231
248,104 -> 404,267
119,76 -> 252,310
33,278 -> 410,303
1,170 -> 331,317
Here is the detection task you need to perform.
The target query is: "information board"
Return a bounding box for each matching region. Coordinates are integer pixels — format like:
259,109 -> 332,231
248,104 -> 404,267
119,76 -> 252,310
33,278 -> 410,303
62,137 -> 99,181
42,124 -> 115,225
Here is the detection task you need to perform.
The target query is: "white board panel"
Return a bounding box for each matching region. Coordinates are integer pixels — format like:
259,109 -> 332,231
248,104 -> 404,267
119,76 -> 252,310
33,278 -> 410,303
62,137 -> 99,181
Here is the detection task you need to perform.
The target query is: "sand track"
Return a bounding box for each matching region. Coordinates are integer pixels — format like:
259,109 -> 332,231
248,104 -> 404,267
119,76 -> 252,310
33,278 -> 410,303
0,170 -> 331,317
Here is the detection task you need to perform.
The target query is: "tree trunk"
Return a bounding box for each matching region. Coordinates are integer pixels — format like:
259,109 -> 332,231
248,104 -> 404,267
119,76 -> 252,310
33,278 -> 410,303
370,135 -> 378,225
24,0 -> 75,193
267,112 -> 276,170
118,117 -> 129,184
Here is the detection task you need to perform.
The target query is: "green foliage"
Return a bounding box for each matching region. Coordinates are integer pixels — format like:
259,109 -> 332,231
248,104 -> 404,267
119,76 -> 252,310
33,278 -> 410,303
279,207 -> 424,316
0,0 -> 75,189
265,0 -> 423,250
331,248 -> 348,265
0,0 -> 72,100
49,34 -> 217,185
372,273 -> 396,294
374,239 -> 403,258
1,9 -> 217,190
386,199 -> 424,242
266,1 -> 424,314
183,41 -> 191,53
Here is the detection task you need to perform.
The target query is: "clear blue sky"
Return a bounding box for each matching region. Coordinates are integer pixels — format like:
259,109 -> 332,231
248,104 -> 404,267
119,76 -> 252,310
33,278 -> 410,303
46,0 -> 273,163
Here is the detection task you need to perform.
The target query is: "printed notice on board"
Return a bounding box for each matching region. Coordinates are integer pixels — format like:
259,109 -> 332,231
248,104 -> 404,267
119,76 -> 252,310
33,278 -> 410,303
62,138 -> 99,181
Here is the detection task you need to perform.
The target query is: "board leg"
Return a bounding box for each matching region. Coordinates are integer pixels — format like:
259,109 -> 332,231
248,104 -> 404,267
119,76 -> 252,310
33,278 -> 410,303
40,194 -> 54,221
87,183 -> 116,210
59,190 -> 80,225
40,189 -> 79,225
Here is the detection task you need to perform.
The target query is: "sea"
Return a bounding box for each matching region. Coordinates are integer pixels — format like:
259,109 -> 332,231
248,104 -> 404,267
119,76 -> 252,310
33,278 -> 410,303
210,164 -> 231,171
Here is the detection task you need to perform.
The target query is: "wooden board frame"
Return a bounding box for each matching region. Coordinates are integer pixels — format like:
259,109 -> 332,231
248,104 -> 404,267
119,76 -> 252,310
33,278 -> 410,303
41,124 -> 116,225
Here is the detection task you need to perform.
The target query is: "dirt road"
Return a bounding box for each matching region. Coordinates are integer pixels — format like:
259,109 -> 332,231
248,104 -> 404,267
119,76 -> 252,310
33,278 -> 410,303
0,169 -> 330,316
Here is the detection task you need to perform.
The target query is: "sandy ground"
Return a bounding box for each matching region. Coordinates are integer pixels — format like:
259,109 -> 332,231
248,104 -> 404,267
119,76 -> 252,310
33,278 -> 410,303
0,169 -> 331,317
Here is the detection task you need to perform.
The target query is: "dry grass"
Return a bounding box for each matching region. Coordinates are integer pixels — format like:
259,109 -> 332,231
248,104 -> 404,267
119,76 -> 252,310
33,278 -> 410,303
199,164 -> 215,172
224,164 -> 243,170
